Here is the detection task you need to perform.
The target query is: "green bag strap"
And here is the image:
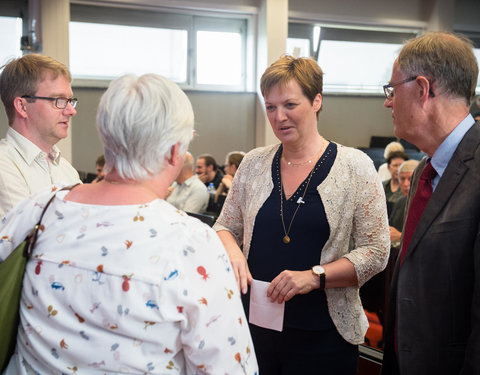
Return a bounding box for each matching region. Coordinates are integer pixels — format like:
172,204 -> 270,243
24,184 -> 80,258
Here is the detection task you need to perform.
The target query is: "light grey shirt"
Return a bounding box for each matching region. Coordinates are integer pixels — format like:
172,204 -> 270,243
167,174 -> 209,214
0,127 -> 81,218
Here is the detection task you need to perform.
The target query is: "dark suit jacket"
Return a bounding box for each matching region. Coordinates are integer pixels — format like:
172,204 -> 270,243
382,123 -> 480,375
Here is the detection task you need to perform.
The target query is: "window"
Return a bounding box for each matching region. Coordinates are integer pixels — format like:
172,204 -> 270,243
0,16 -> 22,67
197,30 -> 242,85
318,40 -> 401,93
287,22 -> 318,58
288,22 -> 418,95
70,22 -> 188,82
69,4 -> 249,91
286,38 -> 310,58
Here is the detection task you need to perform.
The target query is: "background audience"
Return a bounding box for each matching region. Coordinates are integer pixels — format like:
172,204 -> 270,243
195,154 -> 223,189
167,152 -> 209,214
382,150 -> 409,213
214,151 -> 245,205
91,154 -> 105,183
388,159 -> 419,245
377,141 -> 405,181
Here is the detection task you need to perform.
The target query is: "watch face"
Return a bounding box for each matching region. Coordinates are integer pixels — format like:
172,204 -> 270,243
312,265 -> 325,275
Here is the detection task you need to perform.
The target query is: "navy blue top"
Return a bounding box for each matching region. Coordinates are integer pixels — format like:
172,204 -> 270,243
247,142 -> 338,330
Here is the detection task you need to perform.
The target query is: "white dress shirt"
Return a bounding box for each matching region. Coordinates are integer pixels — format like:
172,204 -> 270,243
167,175 -> 209,214
0,127 -> 81,218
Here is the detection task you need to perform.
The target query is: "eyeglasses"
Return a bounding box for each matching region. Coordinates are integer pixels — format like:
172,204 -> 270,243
383,76 -> 417,99
21,95 -> 78,109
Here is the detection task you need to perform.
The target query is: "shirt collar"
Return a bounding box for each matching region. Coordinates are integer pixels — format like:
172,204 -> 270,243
182,175 -> 198,186
430,113 -> 475,179
6,127 -> 61,166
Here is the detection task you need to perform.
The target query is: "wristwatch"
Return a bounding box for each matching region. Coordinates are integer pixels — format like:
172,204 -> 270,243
311,265 -> 326,290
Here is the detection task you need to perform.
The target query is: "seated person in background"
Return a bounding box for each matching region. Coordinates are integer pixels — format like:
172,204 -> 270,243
0,54 -> 81,218
0,73 -> 257,374
474,112 -> 480,122
377,141 -> 405,181
91,154 -> 105,183
167,152 -> 209,214
389,159 -> 419,246
382,150 -> 409,212
214,151 -> 245,204
196,154 -> 223,189
362,160 -> 417,330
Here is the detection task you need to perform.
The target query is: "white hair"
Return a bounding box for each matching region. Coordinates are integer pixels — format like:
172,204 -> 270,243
96,74 -> 194,180
383,141 -> 404,160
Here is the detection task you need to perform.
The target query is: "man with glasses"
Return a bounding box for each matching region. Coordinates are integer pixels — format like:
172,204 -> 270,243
0,54 -> 81,218
381,32 -> 480,375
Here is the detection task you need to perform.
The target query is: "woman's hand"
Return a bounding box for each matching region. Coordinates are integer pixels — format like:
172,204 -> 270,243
228,246 -> 252,294
221,175 -> 234,190
217,230 -> 252,294
267,270 -> 318,303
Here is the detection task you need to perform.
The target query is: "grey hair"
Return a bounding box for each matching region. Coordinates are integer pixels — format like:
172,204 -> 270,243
96,74 -> 194,180
398,32 -> 478,106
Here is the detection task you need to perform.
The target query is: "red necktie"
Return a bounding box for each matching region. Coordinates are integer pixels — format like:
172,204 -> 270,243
400,162 -> 437,265
395,162 -> 437,358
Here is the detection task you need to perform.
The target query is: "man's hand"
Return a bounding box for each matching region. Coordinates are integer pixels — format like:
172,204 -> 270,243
197,173 -> 209,184
390,226 -> 402,243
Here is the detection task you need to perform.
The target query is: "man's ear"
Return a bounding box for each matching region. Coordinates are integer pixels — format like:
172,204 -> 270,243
13,97 -> 28,119
166,143 -> 183,167
416,76 -> 433,105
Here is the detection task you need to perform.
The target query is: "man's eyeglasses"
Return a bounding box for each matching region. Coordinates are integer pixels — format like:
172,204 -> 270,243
383,76 -> 435,99
21,95 -> 78,109
383,76 -> 417,99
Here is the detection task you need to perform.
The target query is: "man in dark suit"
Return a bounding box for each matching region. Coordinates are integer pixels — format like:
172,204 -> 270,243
381,32 -> 480,375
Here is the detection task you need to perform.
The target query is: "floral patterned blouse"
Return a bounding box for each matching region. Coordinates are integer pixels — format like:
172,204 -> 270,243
0,185 -> 258,375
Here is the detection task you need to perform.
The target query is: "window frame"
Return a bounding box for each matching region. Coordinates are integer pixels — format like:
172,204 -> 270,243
69,4 -> 253,92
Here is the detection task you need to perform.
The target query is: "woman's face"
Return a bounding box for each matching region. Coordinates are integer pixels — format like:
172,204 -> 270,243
224,158 -> 236,177
388,157 -> 406,181
264,79 -> 321,145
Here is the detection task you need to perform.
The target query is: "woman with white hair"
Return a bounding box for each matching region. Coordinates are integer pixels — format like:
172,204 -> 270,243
377,141 -> 405,181
0,74 -> 257,374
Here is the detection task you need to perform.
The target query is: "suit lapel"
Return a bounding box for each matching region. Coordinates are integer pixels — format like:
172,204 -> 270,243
403,124 -> 480,262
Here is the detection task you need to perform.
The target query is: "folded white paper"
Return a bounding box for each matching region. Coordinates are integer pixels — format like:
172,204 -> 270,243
249,279 -> 284,332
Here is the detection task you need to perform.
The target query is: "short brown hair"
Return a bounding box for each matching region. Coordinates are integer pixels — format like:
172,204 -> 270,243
0,54 -> 72,124
226,151 -> 244,169
397,32 -> 478,106
260,55 -> 324,116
